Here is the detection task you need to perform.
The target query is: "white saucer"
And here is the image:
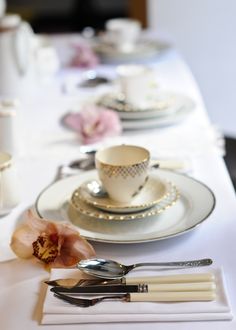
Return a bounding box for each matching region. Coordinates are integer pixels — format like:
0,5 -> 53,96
74,174 -> 171,214
71,178 -> 179,221
98,92 -> 195,119
35,169 -> 215,244
71,182 -> 178,220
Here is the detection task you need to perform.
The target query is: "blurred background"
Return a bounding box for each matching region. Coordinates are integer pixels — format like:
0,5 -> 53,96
4,0 -> 236,186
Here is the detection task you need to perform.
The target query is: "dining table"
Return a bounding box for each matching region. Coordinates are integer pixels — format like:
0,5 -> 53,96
0,32 -> 236,330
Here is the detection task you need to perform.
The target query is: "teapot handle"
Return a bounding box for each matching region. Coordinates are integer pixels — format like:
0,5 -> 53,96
14,21 -> 34,76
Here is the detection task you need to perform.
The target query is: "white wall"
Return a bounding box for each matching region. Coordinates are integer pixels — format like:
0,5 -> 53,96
148,0 -> 236,137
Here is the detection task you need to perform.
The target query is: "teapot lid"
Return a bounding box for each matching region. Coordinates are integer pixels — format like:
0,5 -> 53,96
0,14 -> 21,30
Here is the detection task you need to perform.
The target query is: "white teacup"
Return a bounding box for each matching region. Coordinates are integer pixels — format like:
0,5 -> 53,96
95,145 -> 150,204
0,152 -> 20,215
105,18 -> 141,52
117,64 -> 156,108
0,99 -> 20,156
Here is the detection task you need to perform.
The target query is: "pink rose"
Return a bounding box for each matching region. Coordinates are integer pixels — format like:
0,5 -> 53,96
63,105 -> 122,144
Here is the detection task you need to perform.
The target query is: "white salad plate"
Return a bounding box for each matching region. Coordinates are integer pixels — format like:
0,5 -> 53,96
74,174 -> 171,214
98,92 -> 195,120
35,169 -> 215,244
92,38 -> 169,62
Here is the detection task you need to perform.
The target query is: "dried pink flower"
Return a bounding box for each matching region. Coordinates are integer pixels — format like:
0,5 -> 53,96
63,105 -> 122,144
10,210 -> 96,269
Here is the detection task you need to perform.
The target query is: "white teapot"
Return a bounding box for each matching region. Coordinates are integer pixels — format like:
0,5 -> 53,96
0,14 -> 34,97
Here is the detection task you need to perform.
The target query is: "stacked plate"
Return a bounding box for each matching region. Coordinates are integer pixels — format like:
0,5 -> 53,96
70,173 -> 179,221
97,91 -> 196,130
92,37 -> 170,63
35,169 -> 216,244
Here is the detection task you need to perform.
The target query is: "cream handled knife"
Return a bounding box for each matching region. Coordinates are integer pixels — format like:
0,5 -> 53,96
51,281 -> 216,294
45,272 -> 215,288
151,158 -> 192,173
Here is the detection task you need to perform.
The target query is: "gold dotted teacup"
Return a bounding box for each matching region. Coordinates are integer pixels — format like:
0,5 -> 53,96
95,145 -> 150,204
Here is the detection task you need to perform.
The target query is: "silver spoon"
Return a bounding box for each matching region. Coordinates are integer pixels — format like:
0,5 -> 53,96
56,151 -> 96,180
77,258 -> 213,279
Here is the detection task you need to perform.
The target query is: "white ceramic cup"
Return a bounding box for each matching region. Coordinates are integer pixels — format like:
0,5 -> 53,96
0,99 -> 20,156
95,145 -> 150,204
105,18 -> 141,52
117,64 -> 156,108
0,152 -> 20,215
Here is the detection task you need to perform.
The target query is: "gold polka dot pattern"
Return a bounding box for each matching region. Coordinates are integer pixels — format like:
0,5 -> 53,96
98,160 -> 149,179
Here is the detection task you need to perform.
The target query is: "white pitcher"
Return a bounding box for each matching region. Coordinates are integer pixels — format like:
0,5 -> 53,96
0,14 -> 34,97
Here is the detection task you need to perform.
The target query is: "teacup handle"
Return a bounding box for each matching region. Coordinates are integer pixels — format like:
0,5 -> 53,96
14,21 -> 34,76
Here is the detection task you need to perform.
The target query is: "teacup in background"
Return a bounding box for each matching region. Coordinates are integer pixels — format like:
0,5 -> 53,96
117,64 -> 156,108
105,18 -> 141,52
0,99 -> 20,156
0,152 -> 20,216
95,145 -> 150,204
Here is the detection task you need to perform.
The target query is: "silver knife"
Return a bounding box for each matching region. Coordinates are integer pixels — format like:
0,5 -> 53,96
51,281 -> 215,294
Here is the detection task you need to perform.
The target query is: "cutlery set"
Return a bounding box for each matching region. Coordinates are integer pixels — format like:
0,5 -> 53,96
46,258 -> 216,308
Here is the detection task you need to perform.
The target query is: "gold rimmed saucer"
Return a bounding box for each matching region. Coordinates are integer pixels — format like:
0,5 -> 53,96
97,92 -> 195,119
70,182 -> 179,221
75,175 -> 171,214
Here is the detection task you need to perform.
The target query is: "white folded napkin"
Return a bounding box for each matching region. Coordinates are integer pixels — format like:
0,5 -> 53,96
41,267 -> 232,324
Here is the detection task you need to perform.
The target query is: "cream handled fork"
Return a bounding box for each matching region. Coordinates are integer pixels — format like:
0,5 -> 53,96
54,290 -> 216,308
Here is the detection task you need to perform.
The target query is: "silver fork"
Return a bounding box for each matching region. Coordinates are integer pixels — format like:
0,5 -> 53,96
54,292 -> 128,307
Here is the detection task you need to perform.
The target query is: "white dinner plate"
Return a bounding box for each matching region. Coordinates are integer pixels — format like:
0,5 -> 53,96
35,170 -> 216,244
122,102 -> 195,130
98,92 -> 195,120
75,174 -> 171,213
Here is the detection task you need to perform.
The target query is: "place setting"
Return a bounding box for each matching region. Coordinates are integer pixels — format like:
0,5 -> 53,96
41,258 -> 233,324
62,65 -> 197,135
96,64 -> 196,130
35,144 -> 216,244
91,18 -> 170,63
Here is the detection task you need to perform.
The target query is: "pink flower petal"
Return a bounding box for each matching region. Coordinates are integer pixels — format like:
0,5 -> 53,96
10,210 -> 96,269
10,224 -> 38,258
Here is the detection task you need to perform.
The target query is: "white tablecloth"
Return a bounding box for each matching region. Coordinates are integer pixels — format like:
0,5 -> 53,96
0,36 -> 236,329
